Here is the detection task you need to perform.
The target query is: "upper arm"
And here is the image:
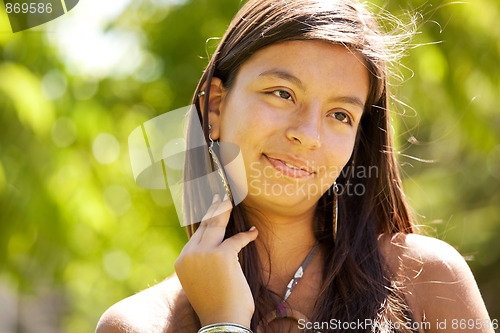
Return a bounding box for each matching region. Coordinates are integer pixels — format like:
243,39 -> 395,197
96,306 -> 139,333
403,234 -> 493,333
95,274 -> 199,333
96,282 -> 172,333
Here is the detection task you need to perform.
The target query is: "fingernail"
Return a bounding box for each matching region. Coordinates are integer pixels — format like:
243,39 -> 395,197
223,193 -> 229,202
212,194 -> 220,203
249,226 -> 256,231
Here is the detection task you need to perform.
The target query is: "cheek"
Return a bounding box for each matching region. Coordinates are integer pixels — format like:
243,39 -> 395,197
323,133 -> 357,174
221,99 -> 283,142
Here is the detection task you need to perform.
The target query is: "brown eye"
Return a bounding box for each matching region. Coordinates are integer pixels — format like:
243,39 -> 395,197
333,111 -> 351,124
271,90 -> 292,100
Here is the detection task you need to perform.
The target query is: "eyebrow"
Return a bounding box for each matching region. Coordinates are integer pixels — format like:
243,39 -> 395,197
332,96 -> 365,110
257,69 -> 365,111
258,69 -> 305,90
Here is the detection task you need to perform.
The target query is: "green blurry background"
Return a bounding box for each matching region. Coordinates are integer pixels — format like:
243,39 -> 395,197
0,0 -> 498,331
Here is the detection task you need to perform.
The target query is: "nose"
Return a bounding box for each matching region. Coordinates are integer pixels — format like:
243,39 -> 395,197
285,107 -> 321,149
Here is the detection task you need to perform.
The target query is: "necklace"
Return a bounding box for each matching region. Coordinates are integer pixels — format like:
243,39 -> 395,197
257,242 -> 320,332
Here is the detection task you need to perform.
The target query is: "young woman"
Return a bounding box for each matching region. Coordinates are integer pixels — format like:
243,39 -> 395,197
97,0 -> 493,332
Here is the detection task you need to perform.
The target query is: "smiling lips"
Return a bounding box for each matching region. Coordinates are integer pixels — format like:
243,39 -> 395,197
264,154 -> 314,178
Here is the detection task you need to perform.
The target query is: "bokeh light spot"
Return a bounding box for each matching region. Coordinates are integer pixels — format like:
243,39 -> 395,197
103,185 -> 131,217
72,78 -> 99,100
52,117 -> 78,148
92,133 -> 120,164
42,69 -> 68,100
102,250 -> 131,281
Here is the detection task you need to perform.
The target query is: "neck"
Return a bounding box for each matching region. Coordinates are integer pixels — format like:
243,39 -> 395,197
243,204 -> 319,282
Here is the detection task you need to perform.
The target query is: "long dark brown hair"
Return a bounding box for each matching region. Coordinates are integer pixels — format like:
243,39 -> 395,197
183,0 -> 416,331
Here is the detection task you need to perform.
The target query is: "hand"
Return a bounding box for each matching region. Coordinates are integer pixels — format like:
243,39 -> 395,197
174,194 -> 259,328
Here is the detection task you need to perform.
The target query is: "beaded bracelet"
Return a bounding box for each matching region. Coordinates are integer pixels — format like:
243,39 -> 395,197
198,323 -> 253,333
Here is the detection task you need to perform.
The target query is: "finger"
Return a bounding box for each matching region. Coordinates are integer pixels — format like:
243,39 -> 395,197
209,194 -> 233,227
200,195 -> 233,245
190,194 -> 221,245
200,194 -> 222,226
187,221 -> 205,245
221,226 -> 258,253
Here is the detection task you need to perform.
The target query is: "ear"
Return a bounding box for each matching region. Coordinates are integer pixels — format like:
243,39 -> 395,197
199,77 -> 226,141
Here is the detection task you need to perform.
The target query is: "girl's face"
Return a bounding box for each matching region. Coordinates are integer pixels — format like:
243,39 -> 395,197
211,40 -> 369,217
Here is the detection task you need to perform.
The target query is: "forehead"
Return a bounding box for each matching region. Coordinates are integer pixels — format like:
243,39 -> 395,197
233,40 -> 369,102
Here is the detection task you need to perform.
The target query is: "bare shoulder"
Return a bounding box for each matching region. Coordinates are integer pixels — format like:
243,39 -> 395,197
379,233 -> 493,332
96,274 -> 198,333
380,233 -> 470,277
381,233 -> 478,285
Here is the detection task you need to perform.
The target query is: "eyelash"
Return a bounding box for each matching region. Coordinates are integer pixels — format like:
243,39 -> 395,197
267,89 -> 353,125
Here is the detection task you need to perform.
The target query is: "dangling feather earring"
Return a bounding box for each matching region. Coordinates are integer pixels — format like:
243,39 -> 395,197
208,126 -> 234,205
333,181 -> 338,242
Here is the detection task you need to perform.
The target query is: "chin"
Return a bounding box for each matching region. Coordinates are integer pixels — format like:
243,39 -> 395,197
243,191 -> 317,215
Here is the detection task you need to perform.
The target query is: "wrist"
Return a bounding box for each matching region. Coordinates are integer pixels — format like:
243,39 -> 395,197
198,323 -> 252,333
201,319 -> 251,329
200,311 -> 252,328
